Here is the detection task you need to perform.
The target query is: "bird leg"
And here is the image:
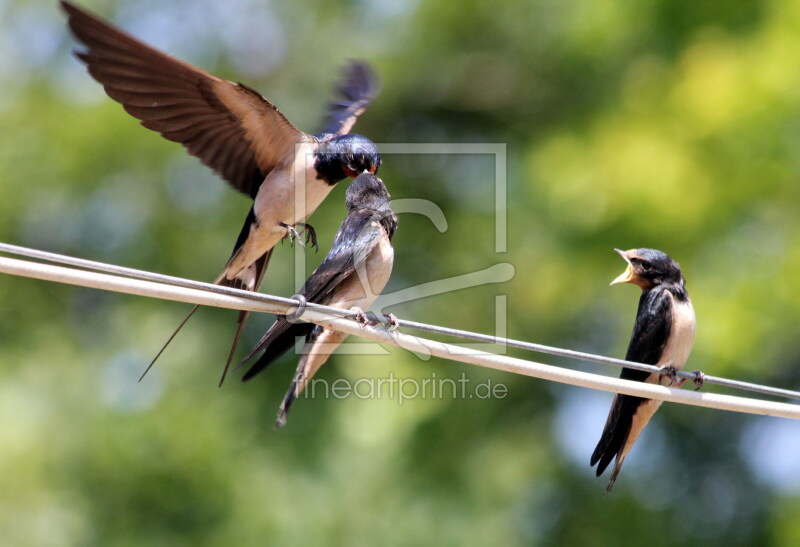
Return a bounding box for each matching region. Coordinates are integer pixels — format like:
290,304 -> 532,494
280,222 -> 305,248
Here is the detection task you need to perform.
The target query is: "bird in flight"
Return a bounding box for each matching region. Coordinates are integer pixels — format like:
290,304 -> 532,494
590,248 -> 697,493
61,2 -> 382,382
237,173 -> 397,428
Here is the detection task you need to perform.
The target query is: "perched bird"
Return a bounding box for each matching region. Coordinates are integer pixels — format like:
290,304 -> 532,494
61,1 -> 381,381
590,248 -> 696,493
238,173 -> 397,428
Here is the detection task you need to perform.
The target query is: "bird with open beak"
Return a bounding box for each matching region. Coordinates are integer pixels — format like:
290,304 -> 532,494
590,248 -> 697,493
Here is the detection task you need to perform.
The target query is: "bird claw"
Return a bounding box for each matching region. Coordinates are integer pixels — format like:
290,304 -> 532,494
350,307 -> 369,327
690,369 -> 705,390
667,368 -> 704,390
280,223 -> 318,251
295,222 -> 318,251
280,223 -> 305,248
348,310 -> 397,330
661,365 -> 680,386
383,313 -> 399,331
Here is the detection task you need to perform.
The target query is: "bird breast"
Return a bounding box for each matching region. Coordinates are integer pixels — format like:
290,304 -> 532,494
254,152 -> 337,225
656,294 -> 696,379
329,227 -> 394,311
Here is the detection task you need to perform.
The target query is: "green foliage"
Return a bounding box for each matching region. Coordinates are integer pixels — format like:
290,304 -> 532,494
1,0 -> 800,544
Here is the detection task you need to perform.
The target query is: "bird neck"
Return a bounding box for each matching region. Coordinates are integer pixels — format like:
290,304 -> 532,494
381,211 -> 398,240
313,151 -> 347,185
356,206 -> 397,239
644,281 -> 689,302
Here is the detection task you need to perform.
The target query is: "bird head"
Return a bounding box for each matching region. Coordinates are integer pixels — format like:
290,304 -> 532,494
315,134 -> 381,183
346,172 -> 391,211
346,173 -> 397,238
339,134 -> 381,177
610,248 -> 684,289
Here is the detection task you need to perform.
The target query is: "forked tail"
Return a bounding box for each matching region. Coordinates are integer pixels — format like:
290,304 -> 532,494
141,249 -> 273,384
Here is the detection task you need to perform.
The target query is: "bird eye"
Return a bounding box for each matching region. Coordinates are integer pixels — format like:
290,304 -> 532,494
640,260 -> 652,271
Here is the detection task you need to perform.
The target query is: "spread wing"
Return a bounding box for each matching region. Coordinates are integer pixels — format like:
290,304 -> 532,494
240,209 -> 385,381
62,0 -> 312,198
321,60 -> 379,136
590,288 -> 673,475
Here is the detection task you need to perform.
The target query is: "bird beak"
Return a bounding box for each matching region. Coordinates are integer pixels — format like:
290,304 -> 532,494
610,248 -> 636,286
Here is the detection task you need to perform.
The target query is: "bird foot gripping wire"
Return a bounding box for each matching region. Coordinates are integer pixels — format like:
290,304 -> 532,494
668,367 -> 705,391
382,313 -> 399,331
688,370 -> 705,391
349,307 -> 370,327
661,363 -> 680,386
362,311 -> 400,331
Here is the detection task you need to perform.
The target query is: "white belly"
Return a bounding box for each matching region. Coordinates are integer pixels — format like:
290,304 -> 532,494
655,295 -> 696,377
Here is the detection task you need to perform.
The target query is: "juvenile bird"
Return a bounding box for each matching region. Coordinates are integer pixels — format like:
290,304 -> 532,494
239,173 -> 397,428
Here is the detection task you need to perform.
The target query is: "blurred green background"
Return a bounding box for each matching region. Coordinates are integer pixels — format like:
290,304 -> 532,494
2,0 -> 800,544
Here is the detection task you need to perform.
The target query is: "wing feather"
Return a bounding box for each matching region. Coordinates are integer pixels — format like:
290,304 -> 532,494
62,0 -> 310,198
299,210 -> 384,303
321,60 -> 379,136
240,209 -> 384,381
591,288 -> 673,475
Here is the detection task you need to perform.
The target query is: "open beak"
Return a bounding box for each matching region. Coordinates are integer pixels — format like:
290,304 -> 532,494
610,248 -> 636,286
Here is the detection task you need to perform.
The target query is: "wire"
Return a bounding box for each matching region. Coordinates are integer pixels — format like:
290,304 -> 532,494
2,241 -> 799,403
394,320 -> 800,402
1,247 -> 799,420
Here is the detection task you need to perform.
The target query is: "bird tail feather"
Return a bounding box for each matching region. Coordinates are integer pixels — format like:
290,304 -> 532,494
217,250 -> 273,386
141,249 -> 272,383
605,456 -> 625,494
